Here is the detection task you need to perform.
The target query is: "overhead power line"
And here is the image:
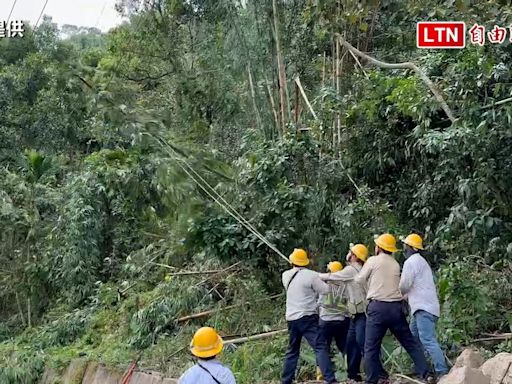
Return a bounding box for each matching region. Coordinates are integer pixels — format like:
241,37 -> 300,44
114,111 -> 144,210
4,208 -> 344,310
6,0 -> 18,25
148,132 -> 290,264
35,0 -> 50,28
94,0 -> 108,29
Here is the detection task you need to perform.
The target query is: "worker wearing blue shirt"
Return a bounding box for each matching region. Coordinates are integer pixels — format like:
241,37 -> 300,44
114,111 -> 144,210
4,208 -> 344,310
179,327 -> 236,384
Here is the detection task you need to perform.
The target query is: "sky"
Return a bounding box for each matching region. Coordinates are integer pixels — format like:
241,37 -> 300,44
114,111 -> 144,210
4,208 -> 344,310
0,0 -> 126,32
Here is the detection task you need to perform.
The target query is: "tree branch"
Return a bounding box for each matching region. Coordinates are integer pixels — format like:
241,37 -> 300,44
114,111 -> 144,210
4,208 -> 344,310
177,293 -> 284,323
337,35 -> 456,123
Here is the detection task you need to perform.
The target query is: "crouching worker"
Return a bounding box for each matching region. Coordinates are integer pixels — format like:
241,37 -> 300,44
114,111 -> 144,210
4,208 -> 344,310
179,326 -> 236,384
282,248 -> 338,384
316,261 -> 350,381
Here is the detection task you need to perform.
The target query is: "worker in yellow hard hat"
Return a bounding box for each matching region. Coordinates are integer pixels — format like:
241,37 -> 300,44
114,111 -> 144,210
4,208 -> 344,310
400,233 -> 448,377
178,327 -> 236,384
315,261 -> 349,382
355,234 -> 434,384
281,248 -> 338,384
318,243 -> 369,382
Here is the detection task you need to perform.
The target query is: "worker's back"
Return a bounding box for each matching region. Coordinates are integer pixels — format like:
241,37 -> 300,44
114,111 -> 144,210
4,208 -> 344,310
178,359 -> 236,384
357,253 -> 402,302
282,267 -> 327,321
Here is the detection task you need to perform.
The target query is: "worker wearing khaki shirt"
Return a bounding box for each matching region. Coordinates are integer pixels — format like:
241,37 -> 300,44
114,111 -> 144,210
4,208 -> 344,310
355,234 -> 433,384
281,248 -> 337,384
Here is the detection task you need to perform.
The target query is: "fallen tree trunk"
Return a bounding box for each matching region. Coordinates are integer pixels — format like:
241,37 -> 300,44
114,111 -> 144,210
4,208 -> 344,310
177,293 -> 284,323
337,34 -> 456,123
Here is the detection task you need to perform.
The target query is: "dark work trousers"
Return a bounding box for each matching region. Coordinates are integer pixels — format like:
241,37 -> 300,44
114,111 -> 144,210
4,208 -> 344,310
319,318 -> 350,364
347,313 -> 366,381
281,314 -> 336,384
364,301 -> 430,384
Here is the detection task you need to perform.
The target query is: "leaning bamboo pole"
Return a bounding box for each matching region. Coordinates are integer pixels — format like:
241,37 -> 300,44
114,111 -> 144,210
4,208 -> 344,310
224,329 -> 287,345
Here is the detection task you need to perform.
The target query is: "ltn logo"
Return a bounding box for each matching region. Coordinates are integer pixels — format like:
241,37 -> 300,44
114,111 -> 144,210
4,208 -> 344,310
417,22 -> 466,48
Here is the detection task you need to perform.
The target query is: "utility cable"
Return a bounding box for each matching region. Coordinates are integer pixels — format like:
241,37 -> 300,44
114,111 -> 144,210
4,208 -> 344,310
6,0 -> 18,26
35,0 -> 50,28
148,133 -> 290,264
160,139 -> 288,263
94,0 -> 108,29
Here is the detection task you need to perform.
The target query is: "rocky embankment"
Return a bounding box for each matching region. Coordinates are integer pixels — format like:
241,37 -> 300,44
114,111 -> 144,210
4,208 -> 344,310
439,349 -> 512,384
40,360 -> 177,384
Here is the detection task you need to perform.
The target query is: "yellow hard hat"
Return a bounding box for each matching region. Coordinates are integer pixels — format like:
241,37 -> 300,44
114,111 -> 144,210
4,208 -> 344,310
190,327 -> 223,358
350,243 -> 369,262
327,261 -> 343,273
402,233 -> 424,250
289,248 -> 309,266
374,233 -> 399,253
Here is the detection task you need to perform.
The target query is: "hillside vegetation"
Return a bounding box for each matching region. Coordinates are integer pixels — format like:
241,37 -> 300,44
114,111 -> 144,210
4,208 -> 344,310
0,0 -> 511,383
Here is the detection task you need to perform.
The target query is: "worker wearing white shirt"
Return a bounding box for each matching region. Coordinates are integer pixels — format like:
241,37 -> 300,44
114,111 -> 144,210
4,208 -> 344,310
399,234 -> 448,377
281,248 -> 338,384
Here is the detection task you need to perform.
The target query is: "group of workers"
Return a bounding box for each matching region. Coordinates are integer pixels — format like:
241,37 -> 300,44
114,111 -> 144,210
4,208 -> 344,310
282,233 -> 447,384
178,232 -> 448,384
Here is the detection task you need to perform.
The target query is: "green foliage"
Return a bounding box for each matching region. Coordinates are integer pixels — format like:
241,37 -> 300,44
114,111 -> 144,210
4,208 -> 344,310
0,346 -> 45,384
2,1 -> 512,382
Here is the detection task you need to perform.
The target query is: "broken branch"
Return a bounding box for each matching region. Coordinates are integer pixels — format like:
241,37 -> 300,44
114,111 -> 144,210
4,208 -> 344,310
177,293 -> 284,323
336,34 -> 456,123
396,374 -> 426,384
471,333 -> 512,343
295,77 -> 318,120
153,261 -> 241,276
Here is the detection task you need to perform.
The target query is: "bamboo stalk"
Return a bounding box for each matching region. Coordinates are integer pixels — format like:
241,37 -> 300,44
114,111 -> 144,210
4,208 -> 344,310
15,292 -> 26,327
294,81 -> 300,124
194,262 -> 242,288
347,48 -> 369,79
471,334 -> 512,342
177,293 -> 284,323
321,51 -> 326,88
396,374 -> 426,384
335,34 -> 339,150
266,82 -> 280,136
247,64 -> 263,132
337,34 -> 456,123
224,329 -> 287,345
295,77 -> 318,120
272,0 -> 288,131
27,297 -> 31,328
481,96 -> 512,110
151,261 -> 241,276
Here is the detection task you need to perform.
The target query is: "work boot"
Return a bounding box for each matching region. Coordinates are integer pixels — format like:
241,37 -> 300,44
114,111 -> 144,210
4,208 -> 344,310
316,366 -> 324,381
377,378 -> 391,384
425,375 -> 437,384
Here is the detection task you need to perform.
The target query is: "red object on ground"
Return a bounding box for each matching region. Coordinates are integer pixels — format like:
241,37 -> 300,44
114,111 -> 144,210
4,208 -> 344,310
121,356 -> 140,384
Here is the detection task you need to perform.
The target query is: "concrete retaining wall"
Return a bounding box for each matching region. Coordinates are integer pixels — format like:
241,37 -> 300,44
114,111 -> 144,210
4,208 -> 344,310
40,360 -> 178,384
